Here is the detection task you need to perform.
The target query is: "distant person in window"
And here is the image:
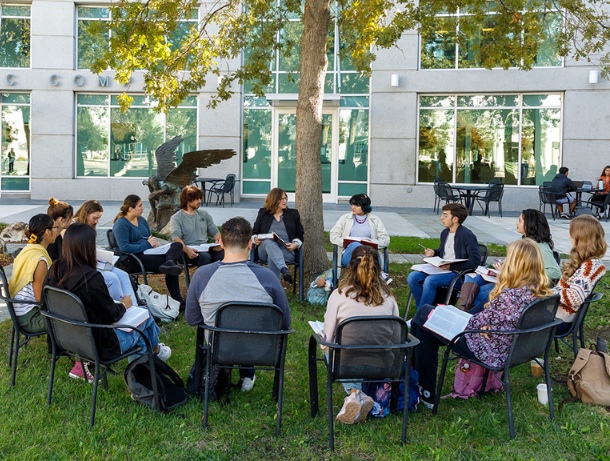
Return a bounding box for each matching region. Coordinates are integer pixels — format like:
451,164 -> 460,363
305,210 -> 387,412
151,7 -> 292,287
330,193 -> 390,269
7,148 -> 15,174
551,166 -> 577,219
252,188 -> 304,283
170,185 -> 224,267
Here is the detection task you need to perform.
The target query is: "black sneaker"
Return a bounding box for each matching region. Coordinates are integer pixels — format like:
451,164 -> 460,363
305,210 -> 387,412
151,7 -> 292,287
159,261 -> 183,276
282,271 -> 293,283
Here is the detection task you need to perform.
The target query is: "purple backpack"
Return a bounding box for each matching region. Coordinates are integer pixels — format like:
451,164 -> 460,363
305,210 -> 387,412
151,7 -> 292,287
447,359 -> 504,399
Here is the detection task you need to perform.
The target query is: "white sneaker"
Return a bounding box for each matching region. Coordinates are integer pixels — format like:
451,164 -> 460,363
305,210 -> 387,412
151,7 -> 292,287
355,391 -> 374,423
381,271 -> 393,284
241,376 -> 256,392
155,343 -> 171,361
336,392 -> 361,424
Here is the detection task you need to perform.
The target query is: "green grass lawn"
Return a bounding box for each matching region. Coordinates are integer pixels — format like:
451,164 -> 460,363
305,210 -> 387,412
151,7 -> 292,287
1,258 -> 609,460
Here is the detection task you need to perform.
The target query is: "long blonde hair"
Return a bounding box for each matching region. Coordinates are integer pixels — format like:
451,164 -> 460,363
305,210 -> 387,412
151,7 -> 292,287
338,245 -> 393,306
563,215 -> 607,279
488,238 -> 552,303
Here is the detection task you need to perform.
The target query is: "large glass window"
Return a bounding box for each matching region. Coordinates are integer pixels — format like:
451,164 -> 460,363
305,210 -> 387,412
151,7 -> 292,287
418,94 -> 561,186
76,94 -> 197,178
77,6 -> 198,70
242,98 -> 272,195
338,97 -> 368,196
0,5 -> 30,68
421,9 -> 562,69
1,93 -> 30,191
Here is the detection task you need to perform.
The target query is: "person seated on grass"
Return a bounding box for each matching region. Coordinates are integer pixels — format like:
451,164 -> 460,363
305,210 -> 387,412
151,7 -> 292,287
44,223 -> 170,382
170,185 -> 224,268
407,203 -> 480,311
459,209 -> 561,313
321,245 -> 399,425
552,215 -> 607,336
551,166 -> 577,219
113,194 -> 185,308
48,197 -> 137,306
9,214 -> 58,334
185,216 -> 290,392
410,238 -> 552,408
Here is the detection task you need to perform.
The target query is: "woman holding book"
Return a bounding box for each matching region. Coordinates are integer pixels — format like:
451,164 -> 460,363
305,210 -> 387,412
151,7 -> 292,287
459,209 -> 560,312
252,188 -> 304,282
411,238 -> 552,408
44,223 -> 171,368
48,198 -> 137,306
552,215 -> 607,335
112,194 -> 185,306
322,245 -> 399,424
329,193 -> 390,267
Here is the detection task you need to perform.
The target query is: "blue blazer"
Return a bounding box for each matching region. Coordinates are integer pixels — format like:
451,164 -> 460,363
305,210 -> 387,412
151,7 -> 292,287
435,225 -> 480,272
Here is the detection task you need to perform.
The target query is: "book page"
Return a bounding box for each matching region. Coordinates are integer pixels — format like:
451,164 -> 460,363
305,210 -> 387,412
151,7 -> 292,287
424,256 -> 468,267
343,237 -> 379,250
308,320 -> 325,336
475,265 -> 498,283
113,306 -> 150,333
423,304 -> 472,340
411,263 -> 452,275
143,243 -> 172,255
188,243 -> 220,253
96,248 -> 119,265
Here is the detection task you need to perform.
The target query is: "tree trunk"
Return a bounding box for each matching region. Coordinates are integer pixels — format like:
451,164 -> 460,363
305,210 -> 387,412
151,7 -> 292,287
295,0 -> 332,283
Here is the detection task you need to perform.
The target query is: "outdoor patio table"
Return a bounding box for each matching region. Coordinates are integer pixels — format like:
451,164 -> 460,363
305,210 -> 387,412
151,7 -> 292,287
450,184 -> 491,214
194,177 -> 224,206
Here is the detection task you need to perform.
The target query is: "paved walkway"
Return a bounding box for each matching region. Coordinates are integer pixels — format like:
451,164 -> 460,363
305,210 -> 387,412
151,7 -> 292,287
2,198 -> 609,321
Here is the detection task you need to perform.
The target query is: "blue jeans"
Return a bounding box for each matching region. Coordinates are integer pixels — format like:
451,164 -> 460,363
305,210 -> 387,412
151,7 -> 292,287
407,270 -> 463,310
257,239 -> 295,279
101,267 -> 136,304
115,315 -> 160,355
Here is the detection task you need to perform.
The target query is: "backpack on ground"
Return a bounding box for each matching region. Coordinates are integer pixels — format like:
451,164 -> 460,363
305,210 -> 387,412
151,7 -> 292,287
446,358 -> 504,399
361,366 -> 421,417
137,284 -> 180,322
124,355 -> 187,412
566,347 -> 610,406
185,352 -> 231,403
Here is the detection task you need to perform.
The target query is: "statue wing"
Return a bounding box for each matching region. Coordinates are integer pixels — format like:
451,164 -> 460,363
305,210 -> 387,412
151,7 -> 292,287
155,136 -> 183,181
164,149 -> 236,187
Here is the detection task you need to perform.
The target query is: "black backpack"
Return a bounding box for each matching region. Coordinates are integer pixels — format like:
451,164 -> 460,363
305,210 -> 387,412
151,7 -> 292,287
124,355 -> 187,412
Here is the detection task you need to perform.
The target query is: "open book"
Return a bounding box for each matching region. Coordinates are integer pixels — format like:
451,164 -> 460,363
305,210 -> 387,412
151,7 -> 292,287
143,243 -> 172,256
256,232 -> 289,247
475,265 -> 498,283
187,243 -> 220,253
411,263 -> 452,275
97,248 -> 119,271
308,320 -> 324,336
423,256 -> 467,267
113,306 -> 150,333
343,237 -> 378,250
423,304 -> 472,340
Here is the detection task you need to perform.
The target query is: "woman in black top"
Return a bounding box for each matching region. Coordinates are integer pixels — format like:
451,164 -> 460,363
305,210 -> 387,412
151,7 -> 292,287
252,188 -> 304,282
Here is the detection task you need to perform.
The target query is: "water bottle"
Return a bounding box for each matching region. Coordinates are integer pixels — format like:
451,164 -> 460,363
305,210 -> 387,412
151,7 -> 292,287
599,180 -> 604,191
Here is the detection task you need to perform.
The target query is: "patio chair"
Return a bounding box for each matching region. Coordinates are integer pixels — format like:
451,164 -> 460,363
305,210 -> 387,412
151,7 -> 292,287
435,181 -> 462,214
42,286 -> 159,427
308,316 -> 419,450
433,294 -> 561,439
475,181 -> 504,217
0,265 -> 46,387
554,291 -> 603,357
250,244 -> 304,300
587,192 -> 610,221
206,174 -> 236,207
194,302 -> 294,434
539,186 -> 559,220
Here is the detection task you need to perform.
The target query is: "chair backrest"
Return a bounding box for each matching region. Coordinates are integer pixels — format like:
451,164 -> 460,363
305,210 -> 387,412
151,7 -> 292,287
212,302 -> 286,368
508,294 -> 560,365
333,316 -> 409,381
106,229 -> 119,251
0,265 -> 8,298
436,182 -> 454,200
539,186 -> 556,204
222,174 -> 236,193
485,183 -> 504,202
478,244 -> 488,265
43,286 -> 99,362
0,265 -> 34,330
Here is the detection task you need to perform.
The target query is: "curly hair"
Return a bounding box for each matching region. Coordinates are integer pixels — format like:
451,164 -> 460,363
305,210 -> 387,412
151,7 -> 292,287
337,245 -> 393,306
180,185 -> 204,209
521,209 -> 554,249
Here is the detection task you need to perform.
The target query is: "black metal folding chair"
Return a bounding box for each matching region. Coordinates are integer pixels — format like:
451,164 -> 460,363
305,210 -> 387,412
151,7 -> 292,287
554,291 -> 603,357
250,244 -> 304,300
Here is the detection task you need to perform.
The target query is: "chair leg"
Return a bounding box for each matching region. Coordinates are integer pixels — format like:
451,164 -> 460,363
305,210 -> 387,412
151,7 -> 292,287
401,351 -> 413,444
8,327 -> 14,367
504,372 -> 516,439
10,330 -> 19,387
90,362 -> 101,427
433,348 -> 451,414
326,372 -> 335,451
47,355 -> 58,406
308,336 -> 319,417
404,292 -> 413,320
544,350 -> 555,422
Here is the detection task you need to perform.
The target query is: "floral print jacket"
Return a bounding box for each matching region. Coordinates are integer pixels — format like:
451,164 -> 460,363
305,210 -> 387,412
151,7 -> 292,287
465,286 -> 535,369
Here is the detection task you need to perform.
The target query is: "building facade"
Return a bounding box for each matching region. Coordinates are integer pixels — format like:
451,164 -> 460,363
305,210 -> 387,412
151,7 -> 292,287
1,0 -> 609,211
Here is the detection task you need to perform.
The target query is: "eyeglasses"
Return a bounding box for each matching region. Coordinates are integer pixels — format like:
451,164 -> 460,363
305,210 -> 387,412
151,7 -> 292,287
281,196 -> 288,201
